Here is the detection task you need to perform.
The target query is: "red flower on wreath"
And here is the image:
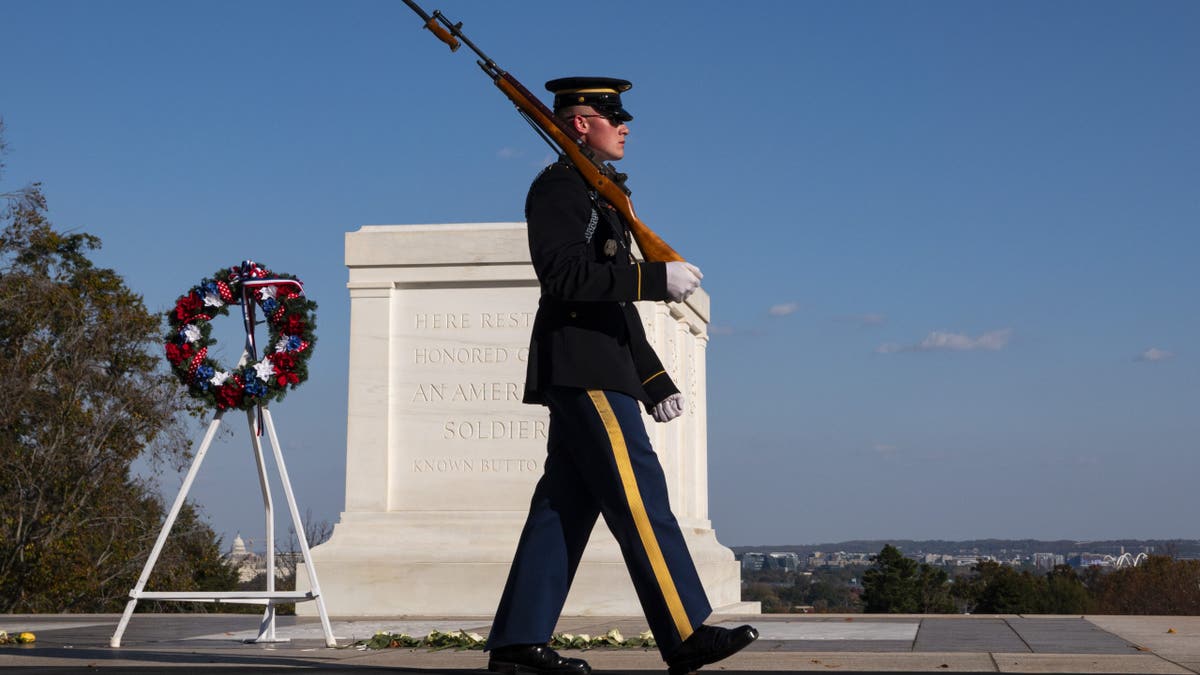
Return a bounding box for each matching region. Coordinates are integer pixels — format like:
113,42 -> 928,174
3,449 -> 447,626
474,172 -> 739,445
165,341 -> 194,366
268,351 -> 300,386
174,292 -> 203,322
269,351 -> 297,371
277,371 -> 300,387
284,314 -> 307,335
215,379 -> 245,409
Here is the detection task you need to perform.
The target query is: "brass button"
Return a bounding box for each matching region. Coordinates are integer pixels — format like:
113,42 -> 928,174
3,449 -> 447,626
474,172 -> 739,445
569,311 -> 577,318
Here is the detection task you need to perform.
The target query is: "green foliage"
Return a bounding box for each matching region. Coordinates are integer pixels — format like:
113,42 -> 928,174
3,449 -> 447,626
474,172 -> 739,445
0,126 -> 235,611
972,562 -> 1040,613
951,562 -> 1091,614
1091,556 -> 1200,615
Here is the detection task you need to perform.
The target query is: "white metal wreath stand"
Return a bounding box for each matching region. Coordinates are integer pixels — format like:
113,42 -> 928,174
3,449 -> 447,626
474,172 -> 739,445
110,277 -> 336,648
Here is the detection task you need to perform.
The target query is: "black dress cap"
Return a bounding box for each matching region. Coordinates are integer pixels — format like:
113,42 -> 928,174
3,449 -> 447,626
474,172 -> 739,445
546,76 -> 633,122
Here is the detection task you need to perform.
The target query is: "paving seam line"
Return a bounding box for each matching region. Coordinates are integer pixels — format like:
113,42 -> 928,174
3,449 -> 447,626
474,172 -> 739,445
1080,614 -> 1150,654
987,650 -> 1001,672
1006,616 -> 1035,653
1153,652 -> 1200,675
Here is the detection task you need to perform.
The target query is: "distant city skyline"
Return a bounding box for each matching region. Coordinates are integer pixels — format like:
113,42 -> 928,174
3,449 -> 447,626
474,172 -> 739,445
2,1 -> 1196,549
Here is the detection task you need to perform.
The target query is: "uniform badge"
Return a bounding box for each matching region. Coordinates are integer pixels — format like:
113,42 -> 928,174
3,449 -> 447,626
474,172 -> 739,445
603,239 -> 618,257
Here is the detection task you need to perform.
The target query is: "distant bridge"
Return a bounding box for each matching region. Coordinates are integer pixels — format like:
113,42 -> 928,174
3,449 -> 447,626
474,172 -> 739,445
1103,552 -> 1148,568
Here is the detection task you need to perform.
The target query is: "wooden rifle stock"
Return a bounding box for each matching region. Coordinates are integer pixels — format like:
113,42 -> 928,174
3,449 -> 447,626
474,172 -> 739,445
401,0 -> 685,263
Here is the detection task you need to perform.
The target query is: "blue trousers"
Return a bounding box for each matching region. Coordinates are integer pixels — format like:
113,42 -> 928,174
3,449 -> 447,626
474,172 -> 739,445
486,388 -> 712,658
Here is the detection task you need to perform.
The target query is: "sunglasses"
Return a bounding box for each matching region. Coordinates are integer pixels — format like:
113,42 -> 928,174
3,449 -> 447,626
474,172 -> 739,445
576,113 -> 626,127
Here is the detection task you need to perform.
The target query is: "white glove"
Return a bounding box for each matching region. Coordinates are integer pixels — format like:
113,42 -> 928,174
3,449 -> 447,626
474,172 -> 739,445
651,393 -> 685,423
665,262 -> 703,303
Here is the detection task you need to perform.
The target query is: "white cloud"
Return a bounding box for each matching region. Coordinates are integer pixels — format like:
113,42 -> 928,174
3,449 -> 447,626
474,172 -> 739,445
708,324 -> 736,336
496,147 -> 522,160
877,328 -> 1012,354
768,302 -> 800,317
1137,347 -> 1175,362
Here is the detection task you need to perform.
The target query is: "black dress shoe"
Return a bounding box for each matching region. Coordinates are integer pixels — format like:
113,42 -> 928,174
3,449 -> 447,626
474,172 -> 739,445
488,644 -> 592,675
666,624 -> 758,675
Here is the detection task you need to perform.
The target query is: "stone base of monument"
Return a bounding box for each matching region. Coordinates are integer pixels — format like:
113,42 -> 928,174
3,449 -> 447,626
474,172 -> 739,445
296,223 -> 754,618
297,511 -> 748,616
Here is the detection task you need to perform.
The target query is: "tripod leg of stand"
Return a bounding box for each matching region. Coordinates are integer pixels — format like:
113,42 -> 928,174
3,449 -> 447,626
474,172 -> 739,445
111,412 -> 226,648
246,408 -> 283,643
262,408 -> 337,647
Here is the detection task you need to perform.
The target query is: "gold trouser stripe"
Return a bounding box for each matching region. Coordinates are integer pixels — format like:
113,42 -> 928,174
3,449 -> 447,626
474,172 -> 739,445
586,390 -> 693,641
642,370 -> 666,386
636,263 -> 642,301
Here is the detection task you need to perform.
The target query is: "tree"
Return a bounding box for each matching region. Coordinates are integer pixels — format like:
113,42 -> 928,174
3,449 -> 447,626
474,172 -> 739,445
1043,564 -> 1091,614
970,562 -> 1042,613
862,545 -> 919,613
0,120 -> 236,611
862,545 -> 956,614
805,574 -> 859,613
915,563 -> 955,613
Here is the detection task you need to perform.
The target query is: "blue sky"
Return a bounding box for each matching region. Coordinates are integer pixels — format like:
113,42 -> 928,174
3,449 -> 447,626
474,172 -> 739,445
2,0 -> 1196,549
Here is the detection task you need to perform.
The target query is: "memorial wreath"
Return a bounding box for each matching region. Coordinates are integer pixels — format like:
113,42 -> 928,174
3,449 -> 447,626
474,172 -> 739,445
164,261 -> 317,411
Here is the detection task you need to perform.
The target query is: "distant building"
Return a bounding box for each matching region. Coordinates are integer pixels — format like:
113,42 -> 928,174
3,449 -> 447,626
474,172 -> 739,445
807,551 -> 872,568
225,534 -> 263,583
224,533 -> 294,583
741,552 -> 765,571
767,552 -> 801,571
1032,552 -> 1066,570
740,551 -> 802,572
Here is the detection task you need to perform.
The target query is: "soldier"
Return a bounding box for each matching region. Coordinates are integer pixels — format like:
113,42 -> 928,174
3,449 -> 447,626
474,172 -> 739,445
485,77 -> 757,675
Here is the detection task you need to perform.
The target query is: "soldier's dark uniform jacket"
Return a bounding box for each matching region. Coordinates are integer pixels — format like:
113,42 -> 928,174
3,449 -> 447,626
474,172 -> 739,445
522,159 -> 680,409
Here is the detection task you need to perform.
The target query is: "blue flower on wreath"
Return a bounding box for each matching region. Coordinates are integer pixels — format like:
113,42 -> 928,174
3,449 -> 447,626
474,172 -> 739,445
283,335 -> 303,352
243,370 -> 268,398
195,365 -> 215,390
262,297 -> 279,314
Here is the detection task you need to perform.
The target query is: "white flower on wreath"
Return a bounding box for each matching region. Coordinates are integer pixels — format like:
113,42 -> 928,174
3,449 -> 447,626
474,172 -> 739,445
181,324 -> 202,343
202,291 -> 225,308
210,370 -> 230,387
275,336 -> 291,353
259,285 -> 278,300
253,360 -> 275,382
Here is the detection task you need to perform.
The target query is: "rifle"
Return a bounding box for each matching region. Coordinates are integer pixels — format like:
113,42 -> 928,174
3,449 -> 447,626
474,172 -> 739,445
399,0 -> 685,263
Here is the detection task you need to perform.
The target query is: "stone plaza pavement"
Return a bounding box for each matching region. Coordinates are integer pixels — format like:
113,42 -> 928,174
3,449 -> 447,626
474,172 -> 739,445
2,613 -> 1200,674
